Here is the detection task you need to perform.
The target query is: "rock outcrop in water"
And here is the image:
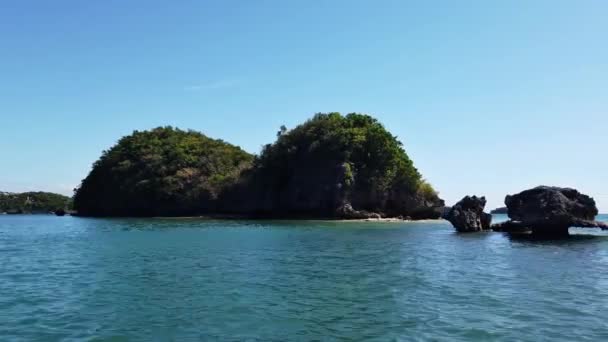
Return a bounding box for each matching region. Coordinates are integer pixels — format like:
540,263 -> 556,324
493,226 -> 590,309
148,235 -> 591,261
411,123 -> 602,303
445,196 -> 491,232
491,186 -> 608,236
336,203 -> 382,219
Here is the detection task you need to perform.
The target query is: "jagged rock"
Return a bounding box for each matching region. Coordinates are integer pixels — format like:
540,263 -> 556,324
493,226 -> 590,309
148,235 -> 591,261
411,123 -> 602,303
336,203 -> 382,219
493,186 -> 607,236
506,186 -> 597,224
445,196 -> 491,232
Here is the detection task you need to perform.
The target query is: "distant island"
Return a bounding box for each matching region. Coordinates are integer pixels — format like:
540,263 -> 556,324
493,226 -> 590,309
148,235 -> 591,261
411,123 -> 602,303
74,113 -> 444,219
0,191 -> 71,214
490,207 -> 508,214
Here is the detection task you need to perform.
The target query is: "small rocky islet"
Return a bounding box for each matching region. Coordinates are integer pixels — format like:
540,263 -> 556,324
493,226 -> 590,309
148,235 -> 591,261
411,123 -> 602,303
446,186 -> 608,237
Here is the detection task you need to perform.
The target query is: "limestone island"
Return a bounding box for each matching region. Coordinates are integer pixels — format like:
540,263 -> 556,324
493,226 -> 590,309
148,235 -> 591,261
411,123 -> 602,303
73,113 -> 444,220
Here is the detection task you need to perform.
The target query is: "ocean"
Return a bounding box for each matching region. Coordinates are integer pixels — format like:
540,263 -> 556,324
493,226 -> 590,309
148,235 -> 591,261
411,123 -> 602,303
1,214 -> 607,341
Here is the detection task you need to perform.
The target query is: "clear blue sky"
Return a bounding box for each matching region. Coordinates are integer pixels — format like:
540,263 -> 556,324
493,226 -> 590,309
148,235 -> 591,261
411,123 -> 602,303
1,0 -> 606,211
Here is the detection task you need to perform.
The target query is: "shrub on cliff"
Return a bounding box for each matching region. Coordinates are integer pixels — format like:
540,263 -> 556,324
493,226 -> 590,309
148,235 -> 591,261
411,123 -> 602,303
73,127 -> 253,216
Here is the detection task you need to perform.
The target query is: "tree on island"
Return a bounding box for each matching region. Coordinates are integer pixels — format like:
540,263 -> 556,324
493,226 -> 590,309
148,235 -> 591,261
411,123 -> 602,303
73,127 -> 254,216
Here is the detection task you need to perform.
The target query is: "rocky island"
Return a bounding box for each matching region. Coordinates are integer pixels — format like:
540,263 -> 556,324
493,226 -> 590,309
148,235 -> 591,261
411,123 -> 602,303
492,186 -> 608,236
74,113 -> 444,219
446,186 -> 607,237
445,196 -> 491,232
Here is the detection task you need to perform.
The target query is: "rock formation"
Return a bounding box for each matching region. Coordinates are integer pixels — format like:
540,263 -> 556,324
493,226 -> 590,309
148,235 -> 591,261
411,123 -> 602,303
336,203 -> 382,219
491,186 -> 608,236
445,196 -> 491,232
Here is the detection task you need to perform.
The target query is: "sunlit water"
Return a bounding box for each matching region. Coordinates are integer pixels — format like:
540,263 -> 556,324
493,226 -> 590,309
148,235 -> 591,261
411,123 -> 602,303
1,214 -> 607,341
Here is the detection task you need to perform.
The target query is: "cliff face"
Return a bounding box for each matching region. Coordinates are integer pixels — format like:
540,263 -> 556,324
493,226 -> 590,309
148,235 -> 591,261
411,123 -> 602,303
74,114 -> 443,219
220,161 -> 444,219
221,161 -> 350,217
220,113 -> 444,219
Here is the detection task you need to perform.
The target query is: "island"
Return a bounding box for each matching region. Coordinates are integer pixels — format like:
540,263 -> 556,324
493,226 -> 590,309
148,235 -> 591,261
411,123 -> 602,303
73,113 -> 444,219
490,207 -> 508,214
0,191 -> 71,215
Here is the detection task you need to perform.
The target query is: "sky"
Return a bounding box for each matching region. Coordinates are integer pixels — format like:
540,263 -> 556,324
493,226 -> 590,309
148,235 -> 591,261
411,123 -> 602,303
0,0 -> 606,211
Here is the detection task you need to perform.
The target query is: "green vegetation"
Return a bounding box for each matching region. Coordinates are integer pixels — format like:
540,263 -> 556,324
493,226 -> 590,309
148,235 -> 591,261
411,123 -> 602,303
73,127 -> 253,216
0,192 -> 71,214
74,114 -> 443,218
231,113 -> 442,218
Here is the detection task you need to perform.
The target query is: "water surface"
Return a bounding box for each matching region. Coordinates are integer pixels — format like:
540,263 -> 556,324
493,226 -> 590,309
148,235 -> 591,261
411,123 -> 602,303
1,215 -> 607,341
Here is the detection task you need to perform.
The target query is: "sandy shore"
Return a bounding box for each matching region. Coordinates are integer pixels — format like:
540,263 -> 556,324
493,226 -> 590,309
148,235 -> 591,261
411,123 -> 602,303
153,215 -> 445,223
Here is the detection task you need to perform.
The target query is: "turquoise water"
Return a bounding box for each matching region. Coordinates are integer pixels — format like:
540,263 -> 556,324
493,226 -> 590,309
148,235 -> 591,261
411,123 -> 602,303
1,215 -> 607,341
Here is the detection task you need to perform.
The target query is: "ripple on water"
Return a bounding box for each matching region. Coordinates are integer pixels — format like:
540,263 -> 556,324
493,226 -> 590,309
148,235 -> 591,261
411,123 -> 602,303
1,216 -> 608,341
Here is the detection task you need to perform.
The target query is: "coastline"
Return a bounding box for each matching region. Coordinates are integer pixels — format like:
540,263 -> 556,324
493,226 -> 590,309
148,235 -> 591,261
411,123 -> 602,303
148,215 -> 445,223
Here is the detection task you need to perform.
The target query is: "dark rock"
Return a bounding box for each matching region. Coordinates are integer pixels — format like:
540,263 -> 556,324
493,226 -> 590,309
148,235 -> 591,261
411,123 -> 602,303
440,206 -> 452,219
481,212 -> 492,230
491,221 -> 529,233
55,209 -> 66,216
336,203 -> 382,219
506,186 -> 597,224
497,186 -> 606,236
445,196 -> 492,232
